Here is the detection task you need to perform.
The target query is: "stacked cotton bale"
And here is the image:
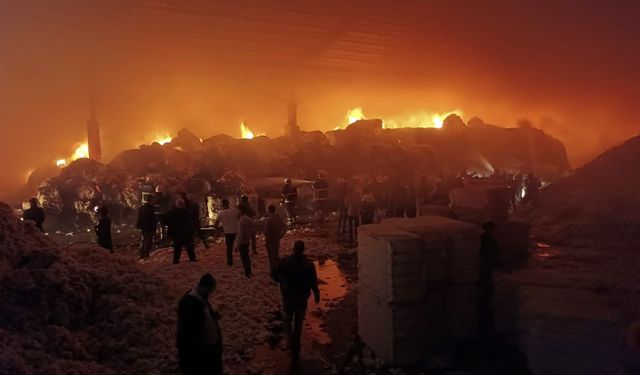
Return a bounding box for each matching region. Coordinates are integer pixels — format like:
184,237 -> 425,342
358,216 -> 481,366
449,185 -> 511,224
417,204 -> 452,218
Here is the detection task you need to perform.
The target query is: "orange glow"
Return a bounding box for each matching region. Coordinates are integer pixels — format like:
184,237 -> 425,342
346,107 -> 365,125
340,108 -> 463,130
153,134 -> 173,145
72,143 -> 90,160
240,122 -> 264,139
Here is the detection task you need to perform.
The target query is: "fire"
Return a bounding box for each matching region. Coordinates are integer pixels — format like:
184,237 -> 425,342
340,108 -> 463,130
240,122 -> 263,139
72,143 -> 89,159
153,134 -> 173,145
56,159 -> 67,167
346,108 -> 365,125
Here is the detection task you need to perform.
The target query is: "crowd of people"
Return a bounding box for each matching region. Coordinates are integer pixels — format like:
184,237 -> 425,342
18,170 -> 541,374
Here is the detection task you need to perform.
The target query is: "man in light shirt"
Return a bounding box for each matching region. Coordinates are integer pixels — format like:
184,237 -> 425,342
214,199 -> 239,266
234,205 -> 256,278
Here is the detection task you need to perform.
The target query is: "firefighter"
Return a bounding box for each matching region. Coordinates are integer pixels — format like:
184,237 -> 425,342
312,172 -> 329,222
281,178 -> 298,224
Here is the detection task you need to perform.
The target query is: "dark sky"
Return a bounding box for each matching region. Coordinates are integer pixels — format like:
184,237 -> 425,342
1,0 -> 639,196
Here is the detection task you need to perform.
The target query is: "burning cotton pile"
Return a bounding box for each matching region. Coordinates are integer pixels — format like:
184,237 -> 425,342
532,135 -> 640,249
0,202 -> 176,374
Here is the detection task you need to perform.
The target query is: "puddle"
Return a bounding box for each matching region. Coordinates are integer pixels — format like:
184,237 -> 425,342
236,259 -> 350,374
305,259 -> 348,345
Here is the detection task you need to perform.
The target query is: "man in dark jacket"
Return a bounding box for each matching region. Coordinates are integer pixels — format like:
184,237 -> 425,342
165,198 -> 197,264
23,197 -> 45,232
177,192 -> 209,249
281,178 -> 298,224
478,222 -> 500,342
277,240 -> 320,362
264,204 -> 287,278
136,195 -> 156,259
95,205 -> 113,253
177,273 -> 223,375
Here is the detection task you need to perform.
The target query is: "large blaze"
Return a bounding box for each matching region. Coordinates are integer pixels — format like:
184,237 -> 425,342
341,108 -> 463,129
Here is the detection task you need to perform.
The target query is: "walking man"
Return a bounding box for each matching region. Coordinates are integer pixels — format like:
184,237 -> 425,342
95,205 -> 113,253
214,199 -> 239,266
277,241 -> 320,363
264,204 -> 287,278
234,205 -> 256,278
136,195 -> 156,259
177,273 -> 223,375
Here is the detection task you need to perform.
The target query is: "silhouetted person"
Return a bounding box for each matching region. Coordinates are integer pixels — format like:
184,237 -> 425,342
23,197 -> 45,232
214,199 -> 238,266
136,195 -> 156,259
524,174 -> 542,206
166,198 -> 197,264
405,186 -> 417,218
277,241 -> 320,363
177,192 -> 209,249
177,273 -> 223,375
238,195 -> 256,218
95,205 -> 113,253
389,184 -> 407,217
264,204 -> 287,278
345,188 -> 361,244
281,178 -> 298,224
336,180 -> 349,233
360,188 -> 376,225
235,205 -> 256,278
478,222 -> 499,341
312,173 -> 329,221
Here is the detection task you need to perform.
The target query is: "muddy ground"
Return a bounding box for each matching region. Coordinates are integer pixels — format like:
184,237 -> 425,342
48,221 -> 640,375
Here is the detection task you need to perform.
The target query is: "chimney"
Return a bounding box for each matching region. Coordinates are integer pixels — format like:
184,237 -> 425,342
87,99 -> 102,162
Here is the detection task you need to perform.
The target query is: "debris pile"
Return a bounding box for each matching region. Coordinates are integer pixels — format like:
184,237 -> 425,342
532,135 -> 640,249
0,202 -> 177,374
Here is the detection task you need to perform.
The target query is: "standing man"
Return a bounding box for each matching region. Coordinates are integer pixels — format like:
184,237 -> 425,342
234,205 -> 256,278
23,197 -> 45,232
478,222 -> 500,342
136,195 -> 156,260
177,192 -> 209,250
264,204 -> 287,278
214,199 -> 239,266
344,187 -> 362,245
277,241 -> 320,363
95,205 -> 113,253
165,198 -> 197,264
177,273 -> 223,375
312,172 -> 329,222
281,178 -> 298,225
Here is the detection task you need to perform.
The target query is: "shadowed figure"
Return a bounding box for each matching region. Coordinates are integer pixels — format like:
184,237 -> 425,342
177,273 -> 223,375
95,205 -> 113,253
23,197 -> 45,232
277,240 -> 320,363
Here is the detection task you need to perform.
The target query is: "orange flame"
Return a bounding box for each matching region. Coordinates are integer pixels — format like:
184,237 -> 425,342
339,108 -> 463,130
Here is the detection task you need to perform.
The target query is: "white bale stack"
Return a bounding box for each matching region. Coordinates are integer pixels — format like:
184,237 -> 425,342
358,216 -> 481,366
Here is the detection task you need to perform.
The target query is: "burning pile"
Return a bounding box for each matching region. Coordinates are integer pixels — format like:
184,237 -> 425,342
25,115 -> 570,229
532,135 -> 640,249
0,202 -> 177,373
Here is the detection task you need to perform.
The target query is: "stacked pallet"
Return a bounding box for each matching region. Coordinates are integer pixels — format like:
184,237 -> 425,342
449,185 -> 512,224
358,216 -> 481,365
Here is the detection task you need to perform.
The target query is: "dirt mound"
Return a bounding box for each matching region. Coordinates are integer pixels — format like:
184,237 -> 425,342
0,202 -> 176,374
532,135 -> 640,249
